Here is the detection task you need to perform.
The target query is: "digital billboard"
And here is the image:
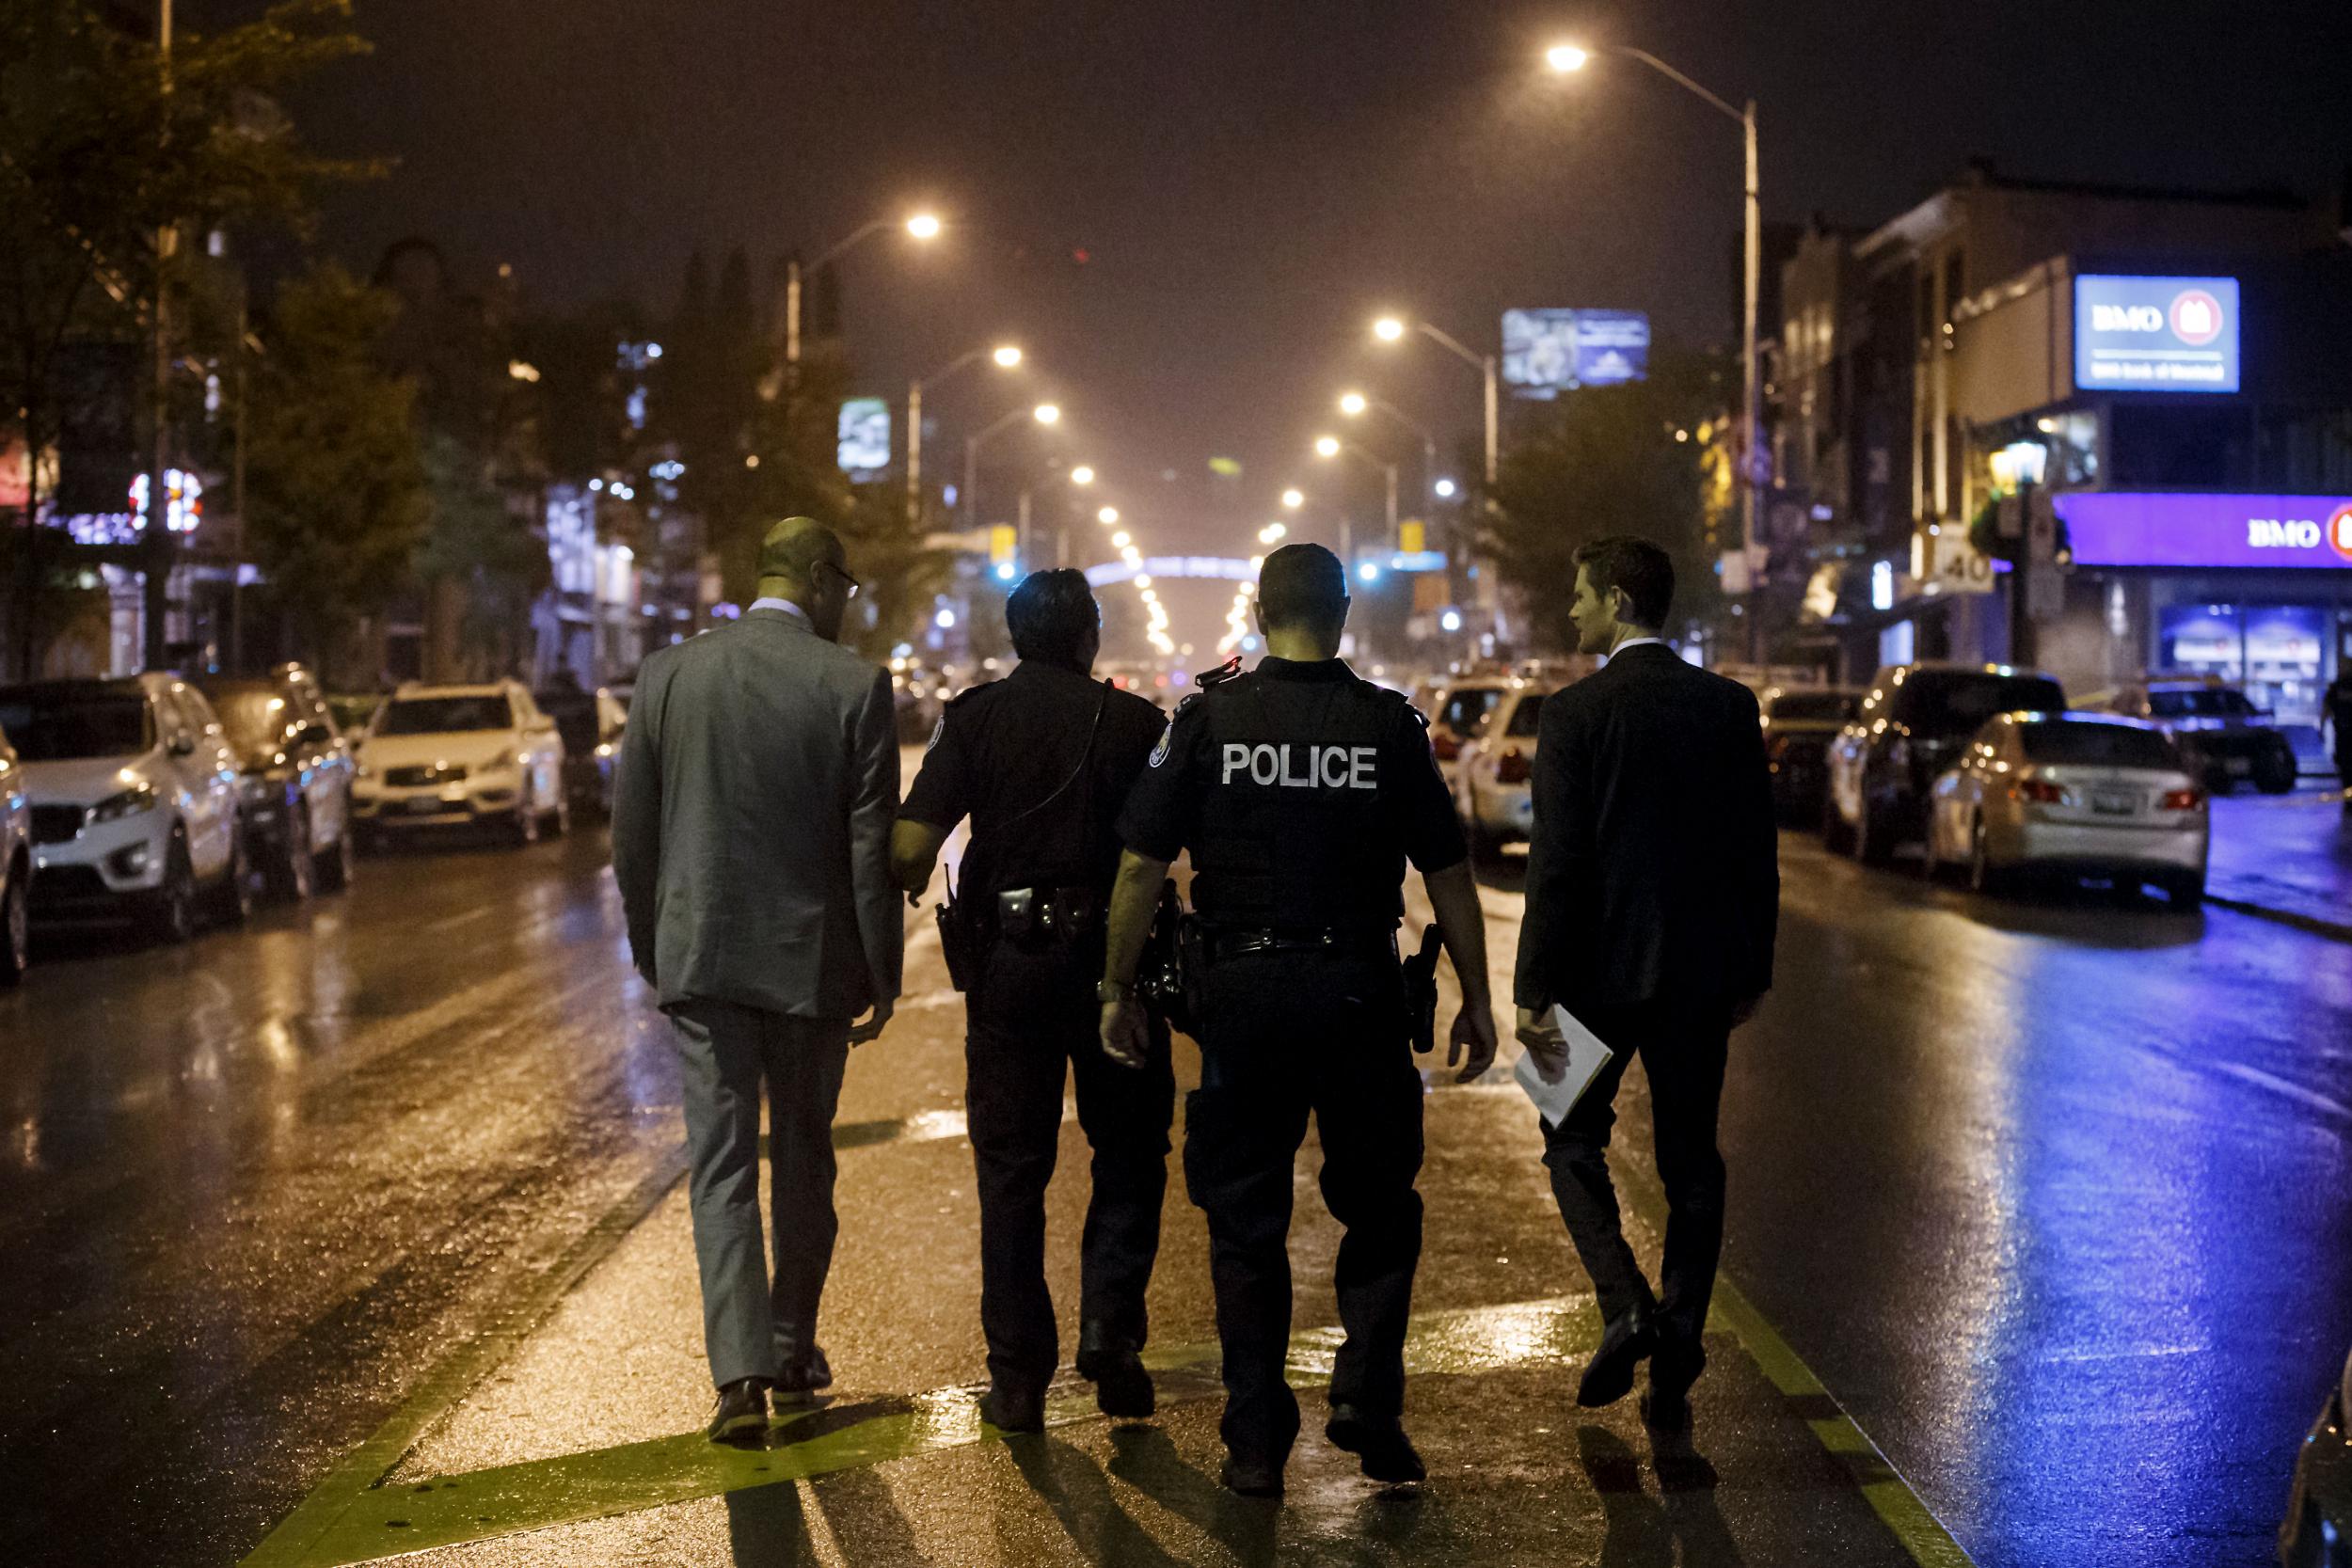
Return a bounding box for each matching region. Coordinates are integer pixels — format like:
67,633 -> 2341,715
2050,491 -> 2352,569
1501,309 -> 1650,399
2073,275 -> 2240,394
836,397 -> 892,475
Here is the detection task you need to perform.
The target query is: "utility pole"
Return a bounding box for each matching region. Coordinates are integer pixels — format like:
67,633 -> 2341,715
142,0 -> 176,671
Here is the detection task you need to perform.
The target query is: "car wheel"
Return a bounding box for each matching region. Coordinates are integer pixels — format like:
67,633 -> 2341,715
0,866 -> 28,987
318,802 -> 357,893
207,827 -> 253,927
1966,816 -> 2008,898
2166,868 -> 2206,907
2255,752 -> 2296,795
273,808 -> 315,901
149,837 -> 198,946
1853,797 -> 1893,866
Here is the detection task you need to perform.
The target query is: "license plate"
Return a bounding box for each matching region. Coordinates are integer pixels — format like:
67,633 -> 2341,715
405,797 -> 444,815
2090,792 -> 2136,816
2224,756 -> 2250,776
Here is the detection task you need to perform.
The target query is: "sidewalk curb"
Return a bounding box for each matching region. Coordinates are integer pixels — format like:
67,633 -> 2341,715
2202,893 -> 2352,946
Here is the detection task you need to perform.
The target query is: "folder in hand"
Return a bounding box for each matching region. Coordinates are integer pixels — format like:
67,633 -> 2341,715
1514,1004 -> 1615,1127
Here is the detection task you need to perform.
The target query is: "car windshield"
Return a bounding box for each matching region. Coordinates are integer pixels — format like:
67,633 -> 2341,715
0,689 -> 153,761
1771,692 -> 1859,721
1503,694 -> 1547,737
1440,689 -> 1502,734
1898,673 -> 2067,736
376,696 -> 513,735
2019,721 -> 2181,769
205,687 -> 296,753
2146,688 -> 2255,718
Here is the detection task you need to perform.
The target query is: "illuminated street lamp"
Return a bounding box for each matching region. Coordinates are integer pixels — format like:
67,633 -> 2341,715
1071,465 -> 1095,485
788,210 -> 942,365
1258,522 -> 1287,544
1549,40 -> 1761,565
908,341 -> 1022,523
1339,388 -> 1440,508
1098,505 -> 1120,526
1280,487 -> 1305,510
1313,435 -> 1399,564
1370,314 -> 1497,498
966,401 -> 1065,533
1313,435 -> 1342,459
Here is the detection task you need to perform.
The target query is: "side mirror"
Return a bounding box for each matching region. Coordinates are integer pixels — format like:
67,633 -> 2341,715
167,735 -> 196,758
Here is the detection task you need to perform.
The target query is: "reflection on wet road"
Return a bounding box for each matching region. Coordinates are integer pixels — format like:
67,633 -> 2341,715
0,822 -> 2344,1566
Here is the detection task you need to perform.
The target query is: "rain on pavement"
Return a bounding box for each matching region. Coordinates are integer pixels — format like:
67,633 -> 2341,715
2,793 -> 2348,1567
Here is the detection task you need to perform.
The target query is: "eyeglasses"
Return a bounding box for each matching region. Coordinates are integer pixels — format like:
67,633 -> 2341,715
816,559 -> 863,600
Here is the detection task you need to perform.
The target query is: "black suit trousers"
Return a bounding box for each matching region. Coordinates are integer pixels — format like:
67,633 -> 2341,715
964,938 -> 1173,1395
1539,999 -> 1730,1347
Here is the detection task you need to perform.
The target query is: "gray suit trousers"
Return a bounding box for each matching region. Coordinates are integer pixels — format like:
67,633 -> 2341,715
670,999 -> 852,1389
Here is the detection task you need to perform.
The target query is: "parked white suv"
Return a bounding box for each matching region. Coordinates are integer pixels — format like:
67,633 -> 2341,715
0,716 -> 30,982
1454,682 -> 1558,859
352,681 -> 567,847
0,674 -> 251,942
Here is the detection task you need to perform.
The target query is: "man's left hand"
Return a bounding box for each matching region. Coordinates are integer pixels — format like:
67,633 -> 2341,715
1100,996 -> 1149,1071
849,999 -> 894,1047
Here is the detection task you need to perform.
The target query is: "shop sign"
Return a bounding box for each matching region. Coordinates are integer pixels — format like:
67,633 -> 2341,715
2073,275 -> 2239,393
2053,492 -> 2352,569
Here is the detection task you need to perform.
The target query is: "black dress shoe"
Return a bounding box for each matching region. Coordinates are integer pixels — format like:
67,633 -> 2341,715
1577,1304 -> 1658,1408
1650,1332 -> 1708,1400
707,1378 -> 769,1445
977,1384 -> 1046,1433
1218,1452 -> 1285,1497
772,1344 -> 833,1408
1639,1387 -> 1693,1433
1075,1323 -> 1156,1418
1326,1403 -> 1426,1483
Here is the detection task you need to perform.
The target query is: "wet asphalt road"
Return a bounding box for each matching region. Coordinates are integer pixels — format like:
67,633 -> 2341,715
0,816 -> 2347,1567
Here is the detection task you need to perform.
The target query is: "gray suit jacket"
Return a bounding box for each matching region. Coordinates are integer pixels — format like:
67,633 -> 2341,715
612,606 -> 903,1019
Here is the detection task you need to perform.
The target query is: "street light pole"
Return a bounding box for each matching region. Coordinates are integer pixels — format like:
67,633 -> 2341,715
787,213 -> 940,368
906,341 -> 1021,528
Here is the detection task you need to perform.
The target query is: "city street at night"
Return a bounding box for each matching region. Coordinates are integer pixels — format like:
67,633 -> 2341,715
2,801 -> 2346,1567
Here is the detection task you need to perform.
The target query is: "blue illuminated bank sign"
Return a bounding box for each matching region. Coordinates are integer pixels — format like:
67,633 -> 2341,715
2073,274 -> 2240,393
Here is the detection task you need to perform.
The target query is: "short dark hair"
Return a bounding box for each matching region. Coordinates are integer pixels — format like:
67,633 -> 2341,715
1006,569 -> 1100,669
1573,536 -> 1675,628
1256,544 -> 1349,639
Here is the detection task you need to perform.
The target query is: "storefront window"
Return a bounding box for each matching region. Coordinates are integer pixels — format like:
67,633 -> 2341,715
2158,604 -> 2242,682
2154,602 -> 2328,727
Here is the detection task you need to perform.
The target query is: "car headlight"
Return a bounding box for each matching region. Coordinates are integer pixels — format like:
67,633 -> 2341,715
90,783 -> 159,823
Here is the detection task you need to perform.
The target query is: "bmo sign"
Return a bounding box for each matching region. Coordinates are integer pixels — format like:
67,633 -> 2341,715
2074,274 -> 2240,393
2054,492 -> 2352,569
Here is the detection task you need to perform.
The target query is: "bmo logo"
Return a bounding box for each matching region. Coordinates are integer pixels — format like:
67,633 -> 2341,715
2090,302 -> 2164,333
2169,288 -> 2225,346
2330,503 -> 2352,563
2248,517 -> 2322,549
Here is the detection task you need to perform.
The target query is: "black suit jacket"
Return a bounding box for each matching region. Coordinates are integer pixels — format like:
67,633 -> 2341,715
1513,642 -> 1778,1013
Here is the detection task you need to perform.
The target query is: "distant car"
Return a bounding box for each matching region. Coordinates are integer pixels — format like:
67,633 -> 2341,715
1454,683 -> 1555,858
1825,662 -> 2068,863
1921,712 -> 2207,902
2083,677 -> 2297,795
534,686 -> 627,816
198,665 -> 358,899
0,674 -> 249,942
351,681 -> 567,847
2280,1343 -> 2351,1566
1759,687 -> 1863,821
1422,676 -> 1512,789
0,716 -> 30,984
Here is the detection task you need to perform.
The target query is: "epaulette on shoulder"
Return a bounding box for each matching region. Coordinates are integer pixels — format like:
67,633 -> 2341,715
1197,654 -> 1245,690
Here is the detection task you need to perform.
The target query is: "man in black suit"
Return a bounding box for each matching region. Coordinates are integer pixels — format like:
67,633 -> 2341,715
1514,536 -> 1778,1431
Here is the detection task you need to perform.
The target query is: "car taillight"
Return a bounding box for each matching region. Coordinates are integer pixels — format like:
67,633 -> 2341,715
2010,778 -> 2069,804
1433,731 -> 1461,761
2159,787 -> 2204,811
1495,747 -> 1531,784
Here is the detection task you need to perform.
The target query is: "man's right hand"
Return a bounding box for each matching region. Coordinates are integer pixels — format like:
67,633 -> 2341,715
849,999 -> 894,1047
1517,1005 -> 1569,1085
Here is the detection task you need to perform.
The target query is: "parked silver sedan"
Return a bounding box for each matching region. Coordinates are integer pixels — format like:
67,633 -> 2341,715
1922,712 -> 2208,903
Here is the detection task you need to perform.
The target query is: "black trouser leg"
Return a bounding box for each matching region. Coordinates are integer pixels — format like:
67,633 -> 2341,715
1184,1068 -> 1310,1461
964,948 -> 1076,1394
1313,1047 -> 1425,1418
762,1013 -> 852,1370
1069,1006 -> 1174,1348
1538,1030 -> 1654,1327
1646,1020 -> 1730,1347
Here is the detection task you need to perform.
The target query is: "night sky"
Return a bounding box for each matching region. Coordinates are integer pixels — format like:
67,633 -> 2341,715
253,0 -> 2351,557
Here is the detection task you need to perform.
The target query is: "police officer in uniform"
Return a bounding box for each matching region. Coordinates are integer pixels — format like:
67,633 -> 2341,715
893,569 -> 1174,1433
1098,544 -> 1499,1496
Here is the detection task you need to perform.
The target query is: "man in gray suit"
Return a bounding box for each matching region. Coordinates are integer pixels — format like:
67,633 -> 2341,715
612,516 -> 904,1444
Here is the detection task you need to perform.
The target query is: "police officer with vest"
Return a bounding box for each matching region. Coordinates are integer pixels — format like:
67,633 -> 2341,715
893,569 -> 1174,1433
1097,543 -> 1499,1496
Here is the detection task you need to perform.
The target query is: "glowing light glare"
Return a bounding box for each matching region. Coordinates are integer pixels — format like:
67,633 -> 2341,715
1071,466 -> 1095,485
1258,523 -> 1287,544
934,608 -> 957,629
1111,531 -> 1132,548
1281,488 -> 1305,509
1098,506 -> 1120,525
1435,478 -> 1458,499
1313,436 -> 1342,458
1033,403 -> 1060,425
993,562 -> 1018,582
1546,43 -> 1591,72
906,212 -> 943,239
1440,609 -> 1463,632
1373,317 -> 1406,342
992,345 -> 1024,368
1339,391 -> 1369,417
1358,561 -> 1381,582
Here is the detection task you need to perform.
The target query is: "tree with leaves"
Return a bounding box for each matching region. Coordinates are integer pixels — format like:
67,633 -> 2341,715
1470,346 -> 1732,653
241,263 -> 427,686
0,0 -> 373,675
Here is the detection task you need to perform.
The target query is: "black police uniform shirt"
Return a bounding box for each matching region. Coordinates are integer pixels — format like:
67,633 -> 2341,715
901,658 -> 1168,900
1116,657 -> 1466,930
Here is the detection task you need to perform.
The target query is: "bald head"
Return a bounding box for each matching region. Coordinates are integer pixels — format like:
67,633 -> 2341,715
755,517 -> 853,641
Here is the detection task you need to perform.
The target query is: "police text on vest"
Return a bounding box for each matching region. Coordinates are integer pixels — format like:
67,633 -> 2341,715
1221,743 -> 1378,790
